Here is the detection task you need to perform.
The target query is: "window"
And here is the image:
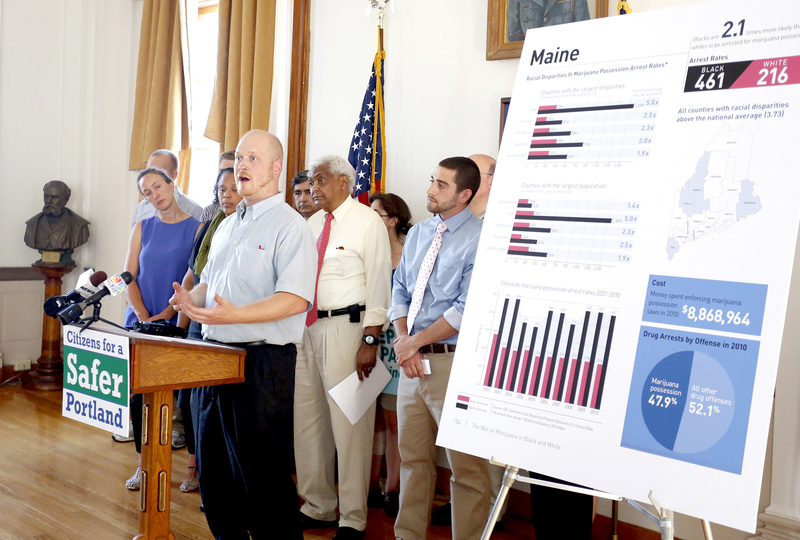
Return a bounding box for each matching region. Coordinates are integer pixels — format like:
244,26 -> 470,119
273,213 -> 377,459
186,5 -> 221,208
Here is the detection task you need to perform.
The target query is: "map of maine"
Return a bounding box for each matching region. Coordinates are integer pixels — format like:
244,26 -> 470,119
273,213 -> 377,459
666,125 -> 761,260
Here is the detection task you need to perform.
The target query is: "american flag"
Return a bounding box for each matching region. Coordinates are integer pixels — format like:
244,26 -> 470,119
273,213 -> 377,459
348,51 -> 386,205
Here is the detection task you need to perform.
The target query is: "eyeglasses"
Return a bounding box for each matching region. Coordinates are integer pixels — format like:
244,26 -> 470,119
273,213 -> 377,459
480,172 -> 494,177
375,213 -> 391,218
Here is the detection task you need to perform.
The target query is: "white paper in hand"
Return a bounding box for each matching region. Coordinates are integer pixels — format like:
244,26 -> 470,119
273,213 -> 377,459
328,360 -> 392,425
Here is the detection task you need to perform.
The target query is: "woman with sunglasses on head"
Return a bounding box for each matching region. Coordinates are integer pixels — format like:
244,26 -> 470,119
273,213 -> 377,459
368,192 -> 412,517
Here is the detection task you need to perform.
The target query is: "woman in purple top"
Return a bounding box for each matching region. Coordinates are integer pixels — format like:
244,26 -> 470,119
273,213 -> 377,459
123,167 -> 202,490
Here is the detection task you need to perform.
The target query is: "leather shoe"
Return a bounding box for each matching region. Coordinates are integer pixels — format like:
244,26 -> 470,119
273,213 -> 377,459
298,511 -> 337,530
333,526 -> 366,540
367,486 -> 385,508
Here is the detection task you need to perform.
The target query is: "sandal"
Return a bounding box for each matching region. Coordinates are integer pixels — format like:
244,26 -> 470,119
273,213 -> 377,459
126,466 -> 142,491
180,466 -> 199,493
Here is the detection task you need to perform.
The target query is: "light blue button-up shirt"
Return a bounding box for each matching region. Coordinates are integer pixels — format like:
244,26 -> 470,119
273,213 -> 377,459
388,206 -> 482,344
200,193 -> 317,345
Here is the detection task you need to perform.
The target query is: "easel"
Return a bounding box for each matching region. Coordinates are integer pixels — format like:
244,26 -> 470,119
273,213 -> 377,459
483,460 -> 715,540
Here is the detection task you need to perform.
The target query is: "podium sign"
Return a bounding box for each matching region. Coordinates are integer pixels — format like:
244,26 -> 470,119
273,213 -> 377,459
61,324 -> 245,540
62,326 -> 130,437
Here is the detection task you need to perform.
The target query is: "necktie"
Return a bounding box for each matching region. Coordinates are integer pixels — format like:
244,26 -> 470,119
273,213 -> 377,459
306,212 -> 334,327
406,220 -> 447,333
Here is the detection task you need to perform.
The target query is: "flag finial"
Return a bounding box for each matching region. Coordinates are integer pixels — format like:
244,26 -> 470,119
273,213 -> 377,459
369,0 -> 392,26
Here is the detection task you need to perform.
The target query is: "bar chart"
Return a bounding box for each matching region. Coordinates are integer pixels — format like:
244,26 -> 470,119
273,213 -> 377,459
482,297 -> 616,410
530,98 -> 660,162
510,198 -> 639,266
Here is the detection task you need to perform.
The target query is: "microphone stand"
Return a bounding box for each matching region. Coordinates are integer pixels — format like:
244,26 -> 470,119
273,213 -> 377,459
78,301 -> 127,333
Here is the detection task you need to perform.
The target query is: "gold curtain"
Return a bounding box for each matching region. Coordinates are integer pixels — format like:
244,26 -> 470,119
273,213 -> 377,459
129,0 -> 192,193
205,0 -> 276,151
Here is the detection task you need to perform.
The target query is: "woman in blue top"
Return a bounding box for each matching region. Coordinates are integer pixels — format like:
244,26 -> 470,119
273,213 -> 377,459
124,167 -> 202,490
124,168 -> 202,326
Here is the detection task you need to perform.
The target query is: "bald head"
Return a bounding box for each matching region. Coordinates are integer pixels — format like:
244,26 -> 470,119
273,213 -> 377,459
468,154 -> 496,218
234,130 -> 285,205
240,130 -> 284,161
147,149 -> 180,180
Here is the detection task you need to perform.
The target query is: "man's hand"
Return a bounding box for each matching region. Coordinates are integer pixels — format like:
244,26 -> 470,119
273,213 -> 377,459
180,294 -> 241,325
356,342 -> 378,381
400,350 -> 426,380
169,282 -> 196,312
393,334 -> 419,364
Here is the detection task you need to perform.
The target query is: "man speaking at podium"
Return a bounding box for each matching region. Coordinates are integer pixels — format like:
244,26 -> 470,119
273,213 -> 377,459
170,130 -> 317,539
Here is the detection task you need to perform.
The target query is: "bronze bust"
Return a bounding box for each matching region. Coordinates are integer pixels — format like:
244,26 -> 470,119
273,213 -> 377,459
25,180 -> 90,265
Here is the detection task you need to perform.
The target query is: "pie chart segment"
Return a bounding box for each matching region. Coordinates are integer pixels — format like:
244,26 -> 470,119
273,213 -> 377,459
641,350 -> 734,454
640,351 -> 692,451
673,351 -> 735,454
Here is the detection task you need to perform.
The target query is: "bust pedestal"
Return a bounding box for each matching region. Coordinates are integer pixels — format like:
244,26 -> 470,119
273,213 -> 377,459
22,262 -> 75,391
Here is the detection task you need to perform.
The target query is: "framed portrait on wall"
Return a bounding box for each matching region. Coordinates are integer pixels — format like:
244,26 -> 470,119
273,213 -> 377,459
499,97 -> 511,144
487,0 -> 609,60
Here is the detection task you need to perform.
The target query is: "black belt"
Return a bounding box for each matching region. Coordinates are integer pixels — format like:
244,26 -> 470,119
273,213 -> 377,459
419,343 -> 457,354
207,339 -> 282,349
232,340 -> 267,348
317,303 -> 365,323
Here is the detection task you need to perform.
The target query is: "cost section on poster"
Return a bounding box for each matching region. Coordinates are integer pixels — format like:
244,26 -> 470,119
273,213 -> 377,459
642,275 -> 767,336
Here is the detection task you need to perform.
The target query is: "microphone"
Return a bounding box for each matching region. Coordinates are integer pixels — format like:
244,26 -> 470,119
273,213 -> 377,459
77,268 -> 107,297
55,271 -> 134,325
44,269 -> 107,317
84,271 -> 133,306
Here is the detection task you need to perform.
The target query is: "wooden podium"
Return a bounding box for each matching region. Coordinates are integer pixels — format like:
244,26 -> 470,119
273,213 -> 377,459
92,326 -> 246,540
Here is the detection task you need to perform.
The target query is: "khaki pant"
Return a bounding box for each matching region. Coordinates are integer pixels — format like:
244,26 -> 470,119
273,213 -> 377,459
294,316 -> 376,531
394,352 -> 491,540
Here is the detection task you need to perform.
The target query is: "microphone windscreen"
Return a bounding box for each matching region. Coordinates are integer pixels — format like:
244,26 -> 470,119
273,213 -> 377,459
120,271 -> 134,284
90,271 -> 108,286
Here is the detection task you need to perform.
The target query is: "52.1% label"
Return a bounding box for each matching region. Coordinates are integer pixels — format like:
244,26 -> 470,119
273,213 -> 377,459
689,402 -> 720,417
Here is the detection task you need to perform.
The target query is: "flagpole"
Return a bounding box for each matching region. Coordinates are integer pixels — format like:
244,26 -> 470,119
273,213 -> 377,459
372,0 -> 389,52
372,1 -> 389,194
348,1 -> 390,202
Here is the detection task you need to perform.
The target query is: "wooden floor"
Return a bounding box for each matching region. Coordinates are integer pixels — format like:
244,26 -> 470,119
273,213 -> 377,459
0,383 -> 659,540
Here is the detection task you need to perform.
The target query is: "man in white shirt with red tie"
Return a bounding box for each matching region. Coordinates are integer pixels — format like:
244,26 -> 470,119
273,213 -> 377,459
389,156 -> 491,540
294,155 -> 392,540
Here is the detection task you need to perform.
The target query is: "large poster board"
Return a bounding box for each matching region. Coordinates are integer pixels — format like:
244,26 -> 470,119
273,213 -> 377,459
438,0 -> 800,531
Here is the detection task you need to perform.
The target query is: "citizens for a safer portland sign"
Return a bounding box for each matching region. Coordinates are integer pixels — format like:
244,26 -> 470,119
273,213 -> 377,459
62,326 -> 130,437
